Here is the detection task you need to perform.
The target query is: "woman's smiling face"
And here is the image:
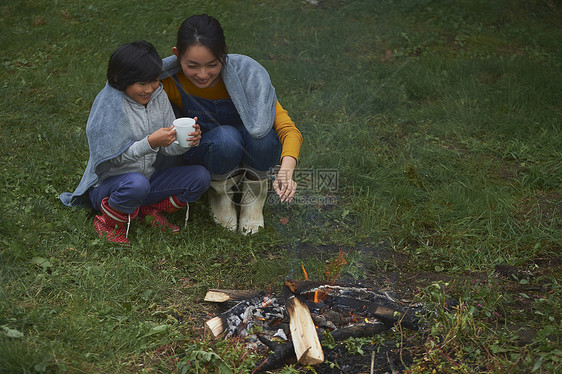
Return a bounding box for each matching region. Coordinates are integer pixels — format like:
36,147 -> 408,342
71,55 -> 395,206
174,44 -> 222,89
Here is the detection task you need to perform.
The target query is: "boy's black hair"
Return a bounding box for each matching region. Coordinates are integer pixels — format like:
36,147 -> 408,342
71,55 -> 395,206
107,41 -> 162,91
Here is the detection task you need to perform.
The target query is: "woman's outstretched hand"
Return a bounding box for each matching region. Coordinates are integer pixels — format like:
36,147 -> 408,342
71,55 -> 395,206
273,156 -> 298,203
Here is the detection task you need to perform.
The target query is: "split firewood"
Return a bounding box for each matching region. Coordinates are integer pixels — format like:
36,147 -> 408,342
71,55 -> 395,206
284,287 -> 324,366
204,289 -> 261,303
205,316 -> 224,338
204,293 -> 266,338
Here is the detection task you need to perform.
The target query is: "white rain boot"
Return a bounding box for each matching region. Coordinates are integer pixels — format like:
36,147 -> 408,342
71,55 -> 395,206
238,178 -> 268,235
208,175 -> 242,231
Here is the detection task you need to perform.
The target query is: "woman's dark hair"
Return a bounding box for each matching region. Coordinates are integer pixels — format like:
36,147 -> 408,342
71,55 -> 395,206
107,41 -> 162,91
176,14 -> 228,66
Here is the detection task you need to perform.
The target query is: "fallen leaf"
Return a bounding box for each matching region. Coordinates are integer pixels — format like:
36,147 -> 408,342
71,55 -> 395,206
33,17 -> 46,26
31,257 -> 52,271
279,216 -> 289,225
1,326 -> 24,338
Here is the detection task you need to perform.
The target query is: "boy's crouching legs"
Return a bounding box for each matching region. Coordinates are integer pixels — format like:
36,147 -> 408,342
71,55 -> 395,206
94,197 -> 139,243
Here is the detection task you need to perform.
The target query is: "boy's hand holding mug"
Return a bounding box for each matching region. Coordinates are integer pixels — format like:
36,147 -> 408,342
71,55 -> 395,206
148,126 -> 177,148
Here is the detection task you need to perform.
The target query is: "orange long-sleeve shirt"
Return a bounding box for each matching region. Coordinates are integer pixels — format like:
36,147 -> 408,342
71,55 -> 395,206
161,72 -> 303,163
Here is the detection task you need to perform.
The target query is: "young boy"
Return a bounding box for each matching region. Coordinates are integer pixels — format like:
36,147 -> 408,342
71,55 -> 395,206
60,41 -> 210,243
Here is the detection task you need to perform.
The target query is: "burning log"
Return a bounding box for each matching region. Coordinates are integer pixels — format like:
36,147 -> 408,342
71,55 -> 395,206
285,279 -> 350,294
288,280 -> 420,330
284,287 -> 324,366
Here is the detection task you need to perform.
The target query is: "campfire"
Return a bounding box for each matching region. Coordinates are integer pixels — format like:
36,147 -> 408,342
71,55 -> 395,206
203,277 -> 422,372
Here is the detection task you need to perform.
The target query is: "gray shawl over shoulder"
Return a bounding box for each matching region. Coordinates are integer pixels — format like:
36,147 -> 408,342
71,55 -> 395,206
59,83 -> 134,208
161,53 -> 276,139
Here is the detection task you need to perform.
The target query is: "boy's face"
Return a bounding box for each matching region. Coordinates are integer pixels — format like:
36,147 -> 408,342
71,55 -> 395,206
125,80 -> 159,105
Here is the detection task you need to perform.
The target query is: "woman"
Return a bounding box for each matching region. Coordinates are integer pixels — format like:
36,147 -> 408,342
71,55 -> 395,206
160,14 -> 303,234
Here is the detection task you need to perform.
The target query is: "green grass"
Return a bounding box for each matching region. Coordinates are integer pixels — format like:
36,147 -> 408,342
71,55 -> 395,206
1,0 -> 561,372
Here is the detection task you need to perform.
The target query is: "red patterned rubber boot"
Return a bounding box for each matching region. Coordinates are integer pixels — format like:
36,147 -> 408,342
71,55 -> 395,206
94,197 -> 139,243
140,195 -> 187,233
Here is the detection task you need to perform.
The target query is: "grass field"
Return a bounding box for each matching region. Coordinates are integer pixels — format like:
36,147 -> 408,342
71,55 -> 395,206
1,0 -> 560,373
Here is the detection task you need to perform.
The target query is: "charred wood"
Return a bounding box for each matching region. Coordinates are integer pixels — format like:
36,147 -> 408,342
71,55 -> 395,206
284,280 -> 352,294
253,334 -> 297,373
326,295 -> 419,330
253,322 -> 393,373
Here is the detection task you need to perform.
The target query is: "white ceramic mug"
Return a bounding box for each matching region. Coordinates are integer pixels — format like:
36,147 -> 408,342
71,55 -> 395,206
173,117 -> 196,147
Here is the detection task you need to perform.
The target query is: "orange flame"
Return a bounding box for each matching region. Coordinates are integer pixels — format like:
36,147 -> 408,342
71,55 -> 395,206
302,264 -> 309,280
313,289 -> 329,303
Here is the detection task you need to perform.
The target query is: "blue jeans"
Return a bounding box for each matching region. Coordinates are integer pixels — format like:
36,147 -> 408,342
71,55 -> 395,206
89,165 -> 210,214
182,125 -> 281,179
171,75 -> 282,179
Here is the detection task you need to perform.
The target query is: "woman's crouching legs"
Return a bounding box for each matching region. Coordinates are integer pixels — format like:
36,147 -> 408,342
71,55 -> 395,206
237,128 -> 282,234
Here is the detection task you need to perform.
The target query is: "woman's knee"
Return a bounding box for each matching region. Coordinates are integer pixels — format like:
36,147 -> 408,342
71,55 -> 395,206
204,126 -> 243,174
208,126 -> 243,158
243,129 -> 282,171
